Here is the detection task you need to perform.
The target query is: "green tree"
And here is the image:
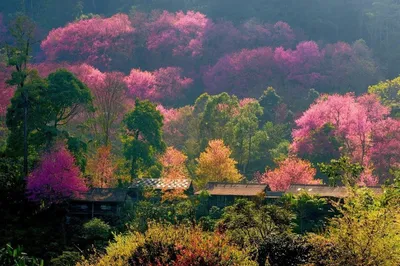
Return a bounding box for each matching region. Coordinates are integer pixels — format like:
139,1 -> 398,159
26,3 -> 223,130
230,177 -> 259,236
4,15 -> 36,176
199,92 -> 239,150
308,186 -> 400,265
228,101 -> 263,173
6,69 -> 92,169
258,87 -> 281,124
280,192 -> 331,233
219,199 -> 293,248
319,156 -> 364,186
368,75 -> 400,118
46,69 -> 93,129
123,99 -> 166,179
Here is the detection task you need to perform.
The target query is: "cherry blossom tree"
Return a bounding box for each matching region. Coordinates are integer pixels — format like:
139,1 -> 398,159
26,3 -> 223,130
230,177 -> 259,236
124,67 -> 193,103
274,41 -> 324,88
322,40 -> 378,94
27,143 -> 87,203
146,10 -> 210,57
260,157 -> 321,191
88,72 -> 127,145
292,93 -> 396,181
41,14 -> 135,66
370,118 -> 400,178
203,47 -> 275,97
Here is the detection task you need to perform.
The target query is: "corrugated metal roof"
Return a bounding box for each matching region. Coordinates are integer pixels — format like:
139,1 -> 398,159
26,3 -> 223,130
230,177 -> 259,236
196,182 -> 269,196
71,188 -> 128,202
286,184 -> 384,198
130,178 -> 192,190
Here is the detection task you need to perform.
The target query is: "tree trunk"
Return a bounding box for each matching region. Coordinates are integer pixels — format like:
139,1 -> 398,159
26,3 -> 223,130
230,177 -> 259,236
23,91 -> 28,177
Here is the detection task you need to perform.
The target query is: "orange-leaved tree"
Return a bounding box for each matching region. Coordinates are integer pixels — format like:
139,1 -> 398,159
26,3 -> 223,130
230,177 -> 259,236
160,146 -> 188,179
196,139 -> 243,188
87,146 -> 116,188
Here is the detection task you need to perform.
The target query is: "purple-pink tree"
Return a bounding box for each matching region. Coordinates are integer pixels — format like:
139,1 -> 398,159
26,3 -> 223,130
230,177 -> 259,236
146,10 -> 210,57
203,47 -> 275,97
124,67 -> 193,103
41,14 -> 135,67
292,93 -> 396,182
27,143 -> 88,203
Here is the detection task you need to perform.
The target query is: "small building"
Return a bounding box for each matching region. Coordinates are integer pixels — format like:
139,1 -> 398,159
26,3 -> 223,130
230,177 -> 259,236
196,182 -> 283,208
69,188 -> 128,218
129,178 -> 194,200
286,184 -> 384,199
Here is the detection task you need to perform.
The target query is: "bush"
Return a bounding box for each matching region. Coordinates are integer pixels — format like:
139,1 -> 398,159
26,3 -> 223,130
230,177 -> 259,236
80,223 -> 257,266
50,251 -> 81,266
258,234 -> 311,266
83,218 -> 111,240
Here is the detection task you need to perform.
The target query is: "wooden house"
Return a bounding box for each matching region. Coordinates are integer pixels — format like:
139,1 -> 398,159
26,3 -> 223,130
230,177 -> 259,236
129,178 -> 194,200
69,188 -> 128,218
286,184 -> 384,199
196,182 -> 283,208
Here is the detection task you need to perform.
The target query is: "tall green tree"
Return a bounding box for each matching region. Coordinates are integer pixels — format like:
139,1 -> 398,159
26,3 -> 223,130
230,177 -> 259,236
123,99 -> 166,179
5,15 -> 36,176
6,69 -> 92,170
46,69 -> 93,129
228,101 -> 263,173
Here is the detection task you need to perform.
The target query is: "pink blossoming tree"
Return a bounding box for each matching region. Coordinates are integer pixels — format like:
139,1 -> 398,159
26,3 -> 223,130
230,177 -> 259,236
27,143 -> 87,203
125,67 -> 193,103
146,10 -> 210,57
292,93 -> 397,181
260,157 -> 321,191
203,47 -> 275,97
41,14 -> 135,66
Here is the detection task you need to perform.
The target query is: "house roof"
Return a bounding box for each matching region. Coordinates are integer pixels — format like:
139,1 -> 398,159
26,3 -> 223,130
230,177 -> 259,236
196,182 -> 269,196
71,188 -> 128,203
286,184 -> 384,198
130,178 -> 192,190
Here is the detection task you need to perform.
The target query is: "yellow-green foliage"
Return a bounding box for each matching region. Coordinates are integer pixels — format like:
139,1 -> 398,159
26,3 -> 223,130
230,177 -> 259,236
77,233 -> 144,266
78,223 -> 256,266
308,187 -> 400,266
368,76 -> 400,117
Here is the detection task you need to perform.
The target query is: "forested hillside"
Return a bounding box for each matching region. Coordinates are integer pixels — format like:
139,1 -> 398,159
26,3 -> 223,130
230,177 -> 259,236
0,1 -> 399,265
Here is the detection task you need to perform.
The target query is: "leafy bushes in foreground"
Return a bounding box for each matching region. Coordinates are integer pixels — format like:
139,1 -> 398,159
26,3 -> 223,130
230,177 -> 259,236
79,223 -> 256,266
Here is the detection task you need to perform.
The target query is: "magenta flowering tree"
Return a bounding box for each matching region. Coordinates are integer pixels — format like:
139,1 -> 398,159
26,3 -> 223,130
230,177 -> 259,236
33,62 -> 106,90
124,67 -> 193,103
203,47 -> 275,97
146,10 -> 210,57
27,143 -> 88,203
274,41 -> 324,87
41,14 -> 135,66
292,93 -> 397,181
322,41 -> 378,94
370,118 -> 400,178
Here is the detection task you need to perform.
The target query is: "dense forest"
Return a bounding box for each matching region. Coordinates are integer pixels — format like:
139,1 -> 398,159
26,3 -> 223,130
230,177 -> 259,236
0,1 -> 399,265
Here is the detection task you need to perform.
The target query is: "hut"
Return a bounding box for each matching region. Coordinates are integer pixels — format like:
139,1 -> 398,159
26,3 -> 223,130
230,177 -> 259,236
196,182 -> 283,208
69,188 -> 128,218
129,178 -> 194,200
